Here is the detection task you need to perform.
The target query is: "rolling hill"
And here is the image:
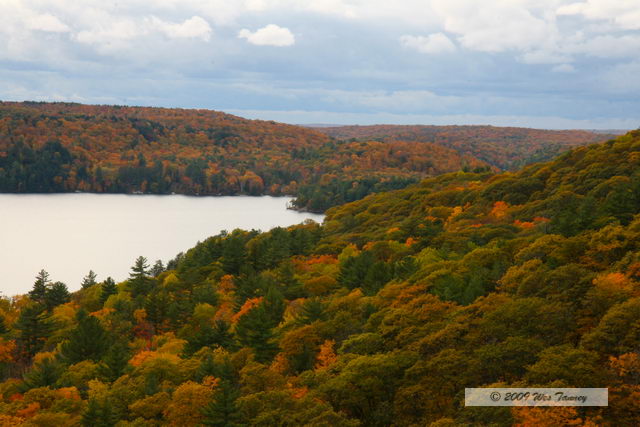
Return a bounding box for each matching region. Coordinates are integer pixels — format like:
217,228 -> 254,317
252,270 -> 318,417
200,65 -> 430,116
1,102 -> 612,212
314,124 -> 616,170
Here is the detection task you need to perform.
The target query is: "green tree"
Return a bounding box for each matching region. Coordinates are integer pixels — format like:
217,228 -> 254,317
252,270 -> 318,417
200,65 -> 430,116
129,256 -> 153,297
338,251 -> 393,296
81,270 -> 98,289
151,259 -> 165,276
144,291 -> 170,332
81,398 -> 118,427
262,286 -> 286,328
45,281 -> 71,310
60,309 -> 110,364
201,380 -> 242,427
14,303 -> 54,359
29,269 -> 50,304
196,354 -> 237,383
184,320 -> 234,356
235,304 -> 278,363
22,357 -> 62,390
221,232 -> 248,275
99,340 -> 131,382
100,277 -> 118,305
295,298 -> 327,325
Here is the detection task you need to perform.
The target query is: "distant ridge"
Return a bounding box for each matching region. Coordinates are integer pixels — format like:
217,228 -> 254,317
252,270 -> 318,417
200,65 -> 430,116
313,124 -> 617,170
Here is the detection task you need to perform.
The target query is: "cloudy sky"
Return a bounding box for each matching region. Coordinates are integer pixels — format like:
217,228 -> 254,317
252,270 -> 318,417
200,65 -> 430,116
0,0 -> 638,129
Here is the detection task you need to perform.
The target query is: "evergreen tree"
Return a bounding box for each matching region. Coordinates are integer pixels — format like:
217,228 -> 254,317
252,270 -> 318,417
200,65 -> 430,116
60,309 -> 110,364
81,270 -> 98,289
337,252 -> 375,290
233,268 -> 276,308
144,292 -> 170,331
221,233 -> 247,275
295,298 -> 327,325
201,380 -> 242,427
22,357 -> 62,390
184,320 -> 234,356
129,256 -> 153,297
195,354 -> 237,384
99,340 -> 131,382
275,260 -> 305,300
362,261 -> 392,295
81,398 -> 101,427
167,297 -> 193,330
0,315 -> 7,334
195,354 -> 217,382
235,304 -> 278,363
151,259 -> 165,277
45,281 -> 71,310
28,269 -> 50,304
100,277 -> 118,305
14,303 -> 53,359
100,399 -> 117,427
144,372 -> 160,395
82,398 -> 118,427
262,286 -> 286,328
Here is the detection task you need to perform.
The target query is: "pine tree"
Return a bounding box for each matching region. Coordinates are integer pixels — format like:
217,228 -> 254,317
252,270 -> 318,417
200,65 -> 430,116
337,252 -> 374,290
144,292 -> 169,331
129,256 -> 153,297
81,270 -> 98,289
100,277 -> 118,305
151,259 -> 165,277
167,297 -> 192,330
221,234 -> 247,275
81,398 -> 101,427
82,398 -> 118,427
262,286 -> 285,328
184,320 -> 234,356
235,304 -> 278,363
60,309 -> 110,364
45,281 -> 70,310
201,380 -> 242,427
295,298 -> 327,325
100,399 -> 118,427
144,372 -> 160,395
99,340 -> 130,382
22,357 -> 62,390
195,354 -> 217,382
28,269 -> 50,304
0,315 -> 7,334
276,260 -> 305,299
14,303 -> 53,359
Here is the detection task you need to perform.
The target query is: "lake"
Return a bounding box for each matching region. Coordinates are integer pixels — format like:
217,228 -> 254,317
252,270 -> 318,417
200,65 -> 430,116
0,194 -> 324,297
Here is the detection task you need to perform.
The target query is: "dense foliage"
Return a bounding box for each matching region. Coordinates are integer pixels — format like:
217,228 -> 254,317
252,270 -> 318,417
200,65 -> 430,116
316,124 -> 615,170
1,129 -> 639,426
0,101 -> 490,212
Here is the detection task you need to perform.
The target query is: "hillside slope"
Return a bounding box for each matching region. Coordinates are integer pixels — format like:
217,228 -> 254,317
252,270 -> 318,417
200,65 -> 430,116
0,102 -> 487,212
315,124 -> 616,170
1,127 -> 639,424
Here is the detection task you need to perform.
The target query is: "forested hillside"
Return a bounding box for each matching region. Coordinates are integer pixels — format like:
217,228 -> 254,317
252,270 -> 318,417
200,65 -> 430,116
315,124 -> 615,170
1,130 -> 639,425
0,102 -> 488,212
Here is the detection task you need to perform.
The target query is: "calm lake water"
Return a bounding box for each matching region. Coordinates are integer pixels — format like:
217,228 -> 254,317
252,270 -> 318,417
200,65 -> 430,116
0,194 -> 324,297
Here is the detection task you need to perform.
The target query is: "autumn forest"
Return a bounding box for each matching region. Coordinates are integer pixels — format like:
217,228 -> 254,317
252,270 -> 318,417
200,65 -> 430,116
0,102 -> 613,212
1,101 -> 639,426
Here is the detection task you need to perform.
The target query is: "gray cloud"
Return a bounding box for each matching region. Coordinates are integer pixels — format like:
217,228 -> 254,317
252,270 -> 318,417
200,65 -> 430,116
0,0 -> 637,129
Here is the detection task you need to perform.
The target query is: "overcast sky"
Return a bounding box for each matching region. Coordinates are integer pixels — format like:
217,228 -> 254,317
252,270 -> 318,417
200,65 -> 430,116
0,0 -> 638,129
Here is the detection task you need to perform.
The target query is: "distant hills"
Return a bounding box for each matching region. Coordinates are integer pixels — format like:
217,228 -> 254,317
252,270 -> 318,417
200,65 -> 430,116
0,101 -> 615,211
313,124 -> 617,170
